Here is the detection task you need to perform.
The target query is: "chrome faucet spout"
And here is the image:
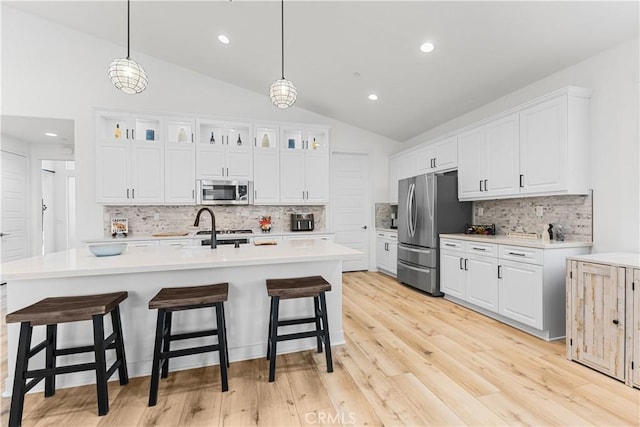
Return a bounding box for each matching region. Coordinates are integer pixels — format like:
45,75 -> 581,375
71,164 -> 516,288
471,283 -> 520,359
194,207 -> 217,249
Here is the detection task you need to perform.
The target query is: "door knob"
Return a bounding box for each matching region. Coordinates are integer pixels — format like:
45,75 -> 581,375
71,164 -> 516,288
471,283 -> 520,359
362,225 -> 367,230
612,319 -> 619,325
0,232 -> 8,237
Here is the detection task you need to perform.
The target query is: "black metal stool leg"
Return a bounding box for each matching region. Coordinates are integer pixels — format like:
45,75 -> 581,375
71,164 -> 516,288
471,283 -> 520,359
319,292 -> 333,373
44,323 -> 57,397
220,303 -> 230,367
161,311 -> 172,379
266,298 -> 274,360
268,296 -> 280,382
215,303 -> 229,392
149,309 -> 166,407
110,305 -> 129,385
9,322 -> 33,427
92,314 -> 109,416
313,296 -> 323,353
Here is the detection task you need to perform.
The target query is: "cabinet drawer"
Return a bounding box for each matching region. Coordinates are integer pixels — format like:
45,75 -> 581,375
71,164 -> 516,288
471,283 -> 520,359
499,245 -> 543,265
377,231 -> 397,241
440,238 -> 465,252
466,242 -> 497,257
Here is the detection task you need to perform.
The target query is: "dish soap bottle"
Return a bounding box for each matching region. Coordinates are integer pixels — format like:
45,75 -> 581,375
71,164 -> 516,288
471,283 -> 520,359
114,123 -> 121,139
209,131 -> 216,144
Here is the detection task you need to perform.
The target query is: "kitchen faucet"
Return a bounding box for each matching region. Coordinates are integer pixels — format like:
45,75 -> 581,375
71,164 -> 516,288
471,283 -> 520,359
194,207 -> 217,249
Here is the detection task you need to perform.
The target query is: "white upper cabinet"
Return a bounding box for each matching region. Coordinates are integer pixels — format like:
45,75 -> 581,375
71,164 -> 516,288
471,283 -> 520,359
196,119 -> 253,180
458,113 -> 520,201
456,87 -> 591,201
165,117 -> 196,204
96,111 -> 164,204
519,93 -> 589,195
389,152 -> 417,204
416,137 -> 458,174
279,126 -> 329,204
253,124 -> 280,204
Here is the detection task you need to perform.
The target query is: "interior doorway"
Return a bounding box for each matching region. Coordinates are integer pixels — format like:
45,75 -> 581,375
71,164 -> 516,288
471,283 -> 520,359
1,151 -> 28,264
40,160 -> 76,255
330,151 -> 370,271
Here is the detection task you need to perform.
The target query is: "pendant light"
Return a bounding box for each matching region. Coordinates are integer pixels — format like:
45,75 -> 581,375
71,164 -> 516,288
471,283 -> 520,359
108,0 -> 148,94
269,0 -> 297,108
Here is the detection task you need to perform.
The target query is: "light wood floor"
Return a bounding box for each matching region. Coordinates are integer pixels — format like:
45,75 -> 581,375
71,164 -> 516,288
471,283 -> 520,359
1,272 -> 638,426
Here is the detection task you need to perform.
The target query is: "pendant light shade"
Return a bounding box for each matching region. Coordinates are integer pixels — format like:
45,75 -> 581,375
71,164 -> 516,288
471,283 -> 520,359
109,58 -> 147,94
109,0 -> 147,94
270,0 -> 296,108
270,78 -> 297,109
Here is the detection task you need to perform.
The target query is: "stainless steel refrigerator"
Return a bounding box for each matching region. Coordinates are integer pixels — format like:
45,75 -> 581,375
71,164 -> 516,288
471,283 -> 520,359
397,171 -> 471,295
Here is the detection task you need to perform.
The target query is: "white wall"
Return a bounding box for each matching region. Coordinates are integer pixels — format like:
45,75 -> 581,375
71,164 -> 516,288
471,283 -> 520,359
1,6 -> 401,246
402,38 -> 640,253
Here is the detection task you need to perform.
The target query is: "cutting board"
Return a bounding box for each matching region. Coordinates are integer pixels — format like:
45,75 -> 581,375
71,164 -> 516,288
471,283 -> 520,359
254,240 -> 278,246
152,231 -> 189,237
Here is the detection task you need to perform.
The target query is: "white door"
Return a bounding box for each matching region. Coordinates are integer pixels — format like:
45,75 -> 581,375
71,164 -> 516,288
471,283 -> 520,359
330,152 -> 369,271
1,151 -> 28,265
41,168 -> 55,254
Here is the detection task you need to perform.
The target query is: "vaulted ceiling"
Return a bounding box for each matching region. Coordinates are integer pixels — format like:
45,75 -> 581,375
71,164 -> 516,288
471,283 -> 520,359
4,1 -> 639,142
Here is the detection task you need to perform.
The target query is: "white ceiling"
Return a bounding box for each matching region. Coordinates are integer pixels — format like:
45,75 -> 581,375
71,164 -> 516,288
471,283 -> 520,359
1,115 -> 74,147
4,1 -> 639,142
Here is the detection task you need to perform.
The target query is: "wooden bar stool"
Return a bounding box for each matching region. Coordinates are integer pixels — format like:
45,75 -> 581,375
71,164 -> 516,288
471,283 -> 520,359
6,292 -> 129,427
148,283 -> 229,406
266,276 -> 333,382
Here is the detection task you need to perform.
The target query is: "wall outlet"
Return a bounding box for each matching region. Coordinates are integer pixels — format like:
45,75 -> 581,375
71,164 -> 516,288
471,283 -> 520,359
477,207 -> 484,216
535,206 -> 544,217
153,213 -> 160,221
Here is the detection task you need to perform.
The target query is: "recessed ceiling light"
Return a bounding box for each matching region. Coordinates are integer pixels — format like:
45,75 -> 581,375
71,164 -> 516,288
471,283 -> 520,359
218,35 -> 230,45
45,132 -> 57,137
420,42 -> 435,53
368,94 -> 378,101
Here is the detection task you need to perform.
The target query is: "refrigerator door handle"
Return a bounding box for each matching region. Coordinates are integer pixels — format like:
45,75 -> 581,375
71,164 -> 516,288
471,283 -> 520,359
407,183 -> 416,237
405,183 -> 413,237
411,183 -> 418,237
398,260 -> 432,274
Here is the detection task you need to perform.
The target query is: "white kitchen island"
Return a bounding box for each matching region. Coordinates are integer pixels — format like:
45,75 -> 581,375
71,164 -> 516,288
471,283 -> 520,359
1,240 -> 359,395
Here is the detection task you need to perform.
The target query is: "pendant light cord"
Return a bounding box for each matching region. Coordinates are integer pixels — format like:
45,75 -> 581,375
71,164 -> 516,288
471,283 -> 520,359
127,0 -> 131,59
281,0 -> 285,79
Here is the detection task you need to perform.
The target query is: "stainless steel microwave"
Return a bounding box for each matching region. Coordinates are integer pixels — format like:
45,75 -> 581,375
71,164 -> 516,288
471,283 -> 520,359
196,180 -> 253,205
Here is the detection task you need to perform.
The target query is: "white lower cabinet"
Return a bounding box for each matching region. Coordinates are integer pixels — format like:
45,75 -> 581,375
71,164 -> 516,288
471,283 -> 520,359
440,236 -> 589,340
499,259 -> 543,329
376,231 -> 397,276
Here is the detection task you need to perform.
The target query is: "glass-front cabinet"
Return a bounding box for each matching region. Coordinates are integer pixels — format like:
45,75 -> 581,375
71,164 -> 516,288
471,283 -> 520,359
196,119 -> 253,180
280,127 -> 328,152
95,111 -> 164,204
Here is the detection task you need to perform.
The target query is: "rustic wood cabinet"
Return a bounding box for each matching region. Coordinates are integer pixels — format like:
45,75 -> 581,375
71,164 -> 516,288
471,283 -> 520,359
566,254 -> 640,388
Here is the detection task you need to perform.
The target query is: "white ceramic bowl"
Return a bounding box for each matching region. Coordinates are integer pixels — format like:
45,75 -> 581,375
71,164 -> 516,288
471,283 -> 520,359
88,242 -> 128,257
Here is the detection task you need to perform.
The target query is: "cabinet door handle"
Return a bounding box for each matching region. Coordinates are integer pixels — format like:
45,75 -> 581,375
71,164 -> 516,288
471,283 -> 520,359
519,174 -> 524,188
445,243 -> 456,247
191,133 -> 194,143
226,167 -> 229,176
471,247 -> 486,251
433,158 -> 437,168
498,265 -> 502,279
126,129 -> 129,139
302,191 -> 305,199
464,258 -> 468,271
132,129 -> 135,140
222,167 -> 225,176
132,188 -> 135,199
484,179 -> 488,191
192,189 -> 195,199
127,188 -> 130,199
507,251 -> 526,257
480,180 -> 483,191
459,258 -> 464,270
612,319 -> 619,325
254,190 -> 257,199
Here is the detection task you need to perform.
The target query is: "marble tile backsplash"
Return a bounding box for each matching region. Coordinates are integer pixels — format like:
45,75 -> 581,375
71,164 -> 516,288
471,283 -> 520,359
104,205 -> 325,236
375,203 -> 397,229
473,192 -> 593,241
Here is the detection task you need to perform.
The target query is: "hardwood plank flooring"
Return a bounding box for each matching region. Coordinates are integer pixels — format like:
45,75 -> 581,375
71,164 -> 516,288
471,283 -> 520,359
1,272 -> 638,426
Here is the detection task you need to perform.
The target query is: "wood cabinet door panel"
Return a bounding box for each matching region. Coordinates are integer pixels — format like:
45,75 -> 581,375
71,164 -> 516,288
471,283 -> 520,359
633,268 -> 640,387
573,262 -> 625,380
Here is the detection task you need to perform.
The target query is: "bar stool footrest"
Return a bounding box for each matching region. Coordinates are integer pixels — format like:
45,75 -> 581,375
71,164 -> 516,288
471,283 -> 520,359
161,344 -> 221,360
277,330 -> 325,342
277,317 -> 318,327
168,328 -> 219,342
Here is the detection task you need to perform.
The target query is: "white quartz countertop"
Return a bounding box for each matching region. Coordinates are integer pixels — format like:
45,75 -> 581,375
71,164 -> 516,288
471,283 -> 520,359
565,252 -> 640,269
1,240 -> 359,281
440,233 -> 593,249
84,230 -> 333,243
